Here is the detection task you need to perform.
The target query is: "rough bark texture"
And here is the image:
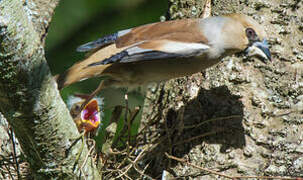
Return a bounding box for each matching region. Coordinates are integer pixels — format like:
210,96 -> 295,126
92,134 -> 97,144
0,0 -> 100,179
142,0 -> 303,178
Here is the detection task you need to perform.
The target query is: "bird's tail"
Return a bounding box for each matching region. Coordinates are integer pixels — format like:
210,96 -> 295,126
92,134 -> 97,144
55,62 -> 108,90
55,44 -> 123,90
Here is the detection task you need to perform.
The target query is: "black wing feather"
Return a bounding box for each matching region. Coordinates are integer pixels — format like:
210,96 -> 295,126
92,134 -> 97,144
87,49 -> 206,67
77,33 -> 118,52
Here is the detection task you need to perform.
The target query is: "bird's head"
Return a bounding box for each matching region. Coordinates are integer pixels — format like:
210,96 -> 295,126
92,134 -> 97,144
220,14 -> 271,61
68,94 -> 102,133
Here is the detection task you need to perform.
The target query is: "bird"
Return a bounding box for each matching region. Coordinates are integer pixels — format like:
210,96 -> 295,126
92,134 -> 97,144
68,94 -> 103,133
55,13 -> 271,108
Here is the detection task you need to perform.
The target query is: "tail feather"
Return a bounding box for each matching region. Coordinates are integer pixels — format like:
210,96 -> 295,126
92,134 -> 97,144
55,72 -> 68,90
55,61 -> 108,90
55,44 -> 127,90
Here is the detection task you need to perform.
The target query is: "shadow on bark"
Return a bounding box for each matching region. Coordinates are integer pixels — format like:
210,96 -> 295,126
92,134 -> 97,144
143,86 -> 245,177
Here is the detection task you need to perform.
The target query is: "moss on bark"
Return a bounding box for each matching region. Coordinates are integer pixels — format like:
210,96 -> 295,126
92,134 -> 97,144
0,0 -> 100,179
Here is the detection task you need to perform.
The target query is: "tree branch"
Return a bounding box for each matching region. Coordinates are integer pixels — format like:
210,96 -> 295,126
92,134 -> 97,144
0,0 -> 100,178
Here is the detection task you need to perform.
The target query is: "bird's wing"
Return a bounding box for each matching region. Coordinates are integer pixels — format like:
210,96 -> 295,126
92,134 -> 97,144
87,40 -> 210,66
76,33 -> 118,52
78,18 -> 211,66
115,18 -> 208,48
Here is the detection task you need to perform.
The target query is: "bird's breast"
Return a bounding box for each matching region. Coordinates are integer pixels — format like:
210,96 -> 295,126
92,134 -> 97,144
104,55 -> 221,87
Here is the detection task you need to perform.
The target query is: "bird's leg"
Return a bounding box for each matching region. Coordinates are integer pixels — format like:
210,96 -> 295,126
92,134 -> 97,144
80,81 -> 105,111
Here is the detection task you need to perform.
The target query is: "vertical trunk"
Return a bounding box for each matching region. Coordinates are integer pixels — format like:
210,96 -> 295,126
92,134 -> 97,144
142,0 -> 303,178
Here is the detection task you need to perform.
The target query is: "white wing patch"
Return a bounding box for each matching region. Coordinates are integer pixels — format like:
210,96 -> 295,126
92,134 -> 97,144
126,40 -> 210,56
127,46 -> 152,55
158,41 -> 210,54
110,40 -> 211,63
117,28 -> 132,37
89,40 -> 211,65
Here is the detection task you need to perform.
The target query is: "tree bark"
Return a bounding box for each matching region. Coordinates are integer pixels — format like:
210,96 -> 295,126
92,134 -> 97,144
0,0 -> 100,179
142,0 -> 303,178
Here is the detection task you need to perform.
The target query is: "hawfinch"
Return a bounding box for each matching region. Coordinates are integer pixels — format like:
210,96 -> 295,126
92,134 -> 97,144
56,13 -> 271,106
68,94 -> 102,133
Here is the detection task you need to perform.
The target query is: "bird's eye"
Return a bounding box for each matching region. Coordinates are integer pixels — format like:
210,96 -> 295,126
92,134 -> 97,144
245,28 -> 256,40
75,105 -> 80,111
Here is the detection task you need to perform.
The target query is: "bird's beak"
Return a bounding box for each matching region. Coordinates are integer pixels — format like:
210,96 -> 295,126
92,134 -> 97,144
245,39 -> 271,61
81,99 -> 100,128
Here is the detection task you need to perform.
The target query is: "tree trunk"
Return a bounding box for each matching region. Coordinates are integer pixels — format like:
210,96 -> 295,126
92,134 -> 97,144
142,0 -> 303,178
0,0 -> 100,179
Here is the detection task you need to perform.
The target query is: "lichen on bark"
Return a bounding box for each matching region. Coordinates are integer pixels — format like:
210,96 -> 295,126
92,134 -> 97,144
0,0 -> 100,179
